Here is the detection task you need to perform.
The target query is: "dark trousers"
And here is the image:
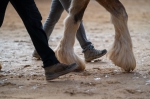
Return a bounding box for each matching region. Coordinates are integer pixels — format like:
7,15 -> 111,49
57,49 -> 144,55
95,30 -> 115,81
0,0 -> 59,67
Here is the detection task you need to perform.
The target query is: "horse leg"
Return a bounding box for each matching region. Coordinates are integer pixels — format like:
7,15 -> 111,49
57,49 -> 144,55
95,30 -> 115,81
96,0 -> 136,72
55,0 -> 90,71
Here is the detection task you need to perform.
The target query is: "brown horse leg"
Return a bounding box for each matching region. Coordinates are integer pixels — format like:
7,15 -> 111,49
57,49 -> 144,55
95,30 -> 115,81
55,0 -> 90,71
96,0 -> 136,72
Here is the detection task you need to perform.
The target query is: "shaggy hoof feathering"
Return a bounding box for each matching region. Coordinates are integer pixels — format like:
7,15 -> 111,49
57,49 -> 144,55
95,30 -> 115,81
55,44 -> 85,72
108,48 -> 136,72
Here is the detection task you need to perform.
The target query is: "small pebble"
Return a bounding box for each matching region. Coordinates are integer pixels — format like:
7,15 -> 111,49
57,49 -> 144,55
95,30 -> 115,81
94,78 -> 101,81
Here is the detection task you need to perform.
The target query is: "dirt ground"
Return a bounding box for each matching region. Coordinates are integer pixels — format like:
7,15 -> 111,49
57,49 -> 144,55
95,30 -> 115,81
0,0 -> 150,99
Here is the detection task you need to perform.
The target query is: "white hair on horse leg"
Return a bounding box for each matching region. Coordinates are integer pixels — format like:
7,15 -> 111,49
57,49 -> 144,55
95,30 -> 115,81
55,0 -> 91,71
108,10 -> 136,72
55,14 -> 85,71
96,0 -> 136,72
55,0 -> 90,71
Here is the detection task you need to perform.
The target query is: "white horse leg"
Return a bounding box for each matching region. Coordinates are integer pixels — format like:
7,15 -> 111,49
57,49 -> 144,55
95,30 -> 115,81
55,0 -> 90,71
96,0 -> 136,72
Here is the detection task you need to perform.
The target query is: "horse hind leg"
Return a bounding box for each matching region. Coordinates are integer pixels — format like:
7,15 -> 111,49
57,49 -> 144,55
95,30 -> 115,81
55,0 -> 90,71
96,0 -> 136,72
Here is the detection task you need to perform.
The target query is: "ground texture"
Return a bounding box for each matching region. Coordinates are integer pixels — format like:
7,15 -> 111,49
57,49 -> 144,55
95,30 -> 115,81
0,0 -> 150,99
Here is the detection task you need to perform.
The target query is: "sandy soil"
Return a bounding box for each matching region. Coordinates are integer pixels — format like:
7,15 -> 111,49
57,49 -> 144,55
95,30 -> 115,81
0,0 -> 150,99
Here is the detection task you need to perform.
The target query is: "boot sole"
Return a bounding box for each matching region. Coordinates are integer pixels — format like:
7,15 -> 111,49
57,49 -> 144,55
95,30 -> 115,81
46,63 -> 78,80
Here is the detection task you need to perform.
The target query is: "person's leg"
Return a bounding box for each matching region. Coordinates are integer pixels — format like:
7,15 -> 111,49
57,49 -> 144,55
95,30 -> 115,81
0,0 -> 9,27
60,0 -> 107,61
43,0 -> 64,39
9,0 -> 78,80
10,0 -> 59,67
32,0 -> 64,58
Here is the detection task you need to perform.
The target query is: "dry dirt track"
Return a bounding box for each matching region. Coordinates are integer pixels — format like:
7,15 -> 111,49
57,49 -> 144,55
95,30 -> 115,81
0,0 -> 150,99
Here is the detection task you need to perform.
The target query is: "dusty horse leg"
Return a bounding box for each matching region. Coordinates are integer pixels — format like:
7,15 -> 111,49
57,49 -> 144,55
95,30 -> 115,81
55,0 -> 90,71
96,0 -> 136,72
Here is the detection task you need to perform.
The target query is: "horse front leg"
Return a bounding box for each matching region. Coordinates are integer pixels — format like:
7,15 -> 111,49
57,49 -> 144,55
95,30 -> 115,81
55,0 -> 90,71
96,0 -> 136,72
